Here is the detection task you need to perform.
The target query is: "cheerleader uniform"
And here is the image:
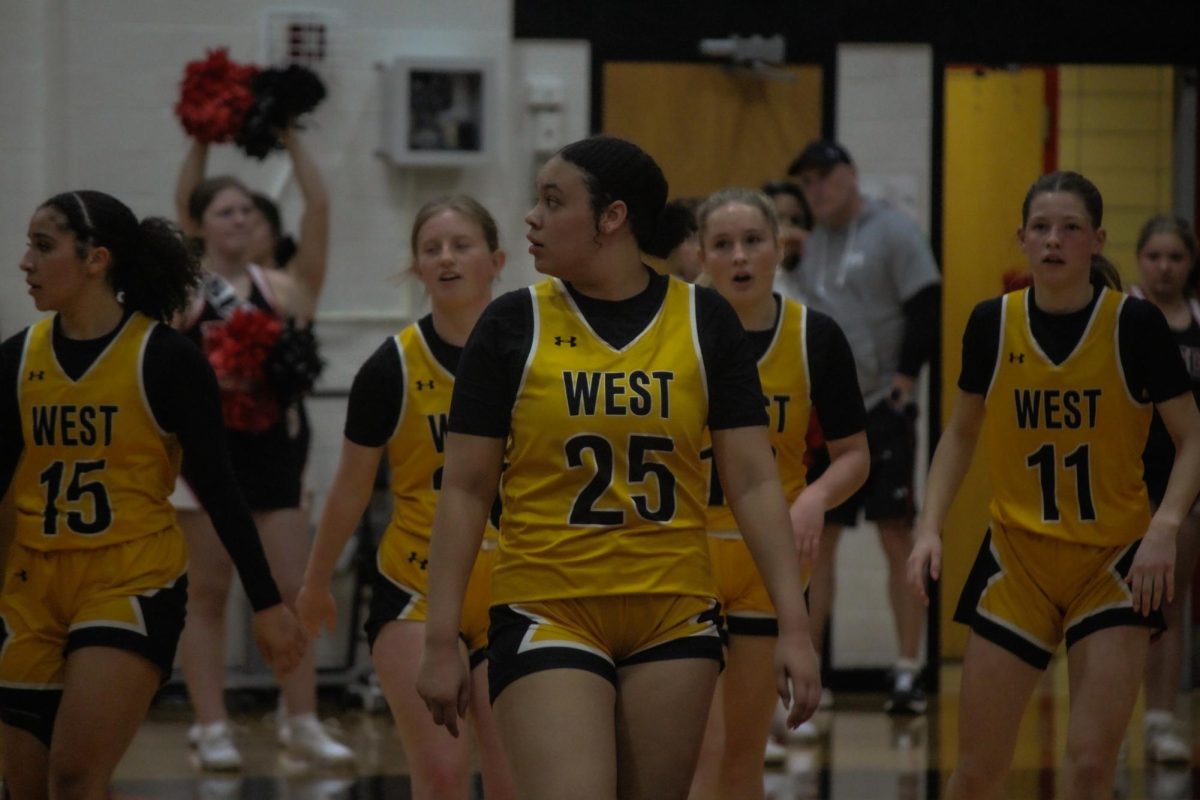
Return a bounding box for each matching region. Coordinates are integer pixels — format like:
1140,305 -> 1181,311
181,265 -> 310,511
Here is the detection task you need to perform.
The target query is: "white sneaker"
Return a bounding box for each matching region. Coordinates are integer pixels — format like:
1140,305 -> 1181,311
282,714 -> 356,768
763,737 -> 788,767
789,718 -> 822,743
190,721 -> 242,771
1146,720 -> 1191,764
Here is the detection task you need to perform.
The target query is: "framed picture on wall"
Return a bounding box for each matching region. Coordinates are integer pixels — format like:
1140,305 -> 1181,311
378,56 -> 494,166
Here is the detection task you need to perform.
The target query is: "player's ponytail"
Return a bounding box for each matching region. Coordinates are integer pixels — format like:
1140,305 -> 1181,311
40,190 -> 200,321
1089,255 -> 1122,290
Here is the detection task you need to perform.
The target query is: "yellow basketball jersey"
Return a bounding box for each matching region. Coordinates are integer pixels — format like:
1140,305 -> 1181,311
705,297 -> 812,532
12,313 -> 182,551
380,323 -> 498,573
493,277 -> 711,604
985,288 -> 1151,546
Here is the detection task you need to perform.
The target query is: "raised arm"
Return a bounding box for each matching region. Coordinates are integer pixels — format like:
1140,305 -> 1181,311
175,139 -> 208,237
906,390 -> 986,605
416,431 -> 504,737
280,130 -> 330,307
712,424 -> 821,728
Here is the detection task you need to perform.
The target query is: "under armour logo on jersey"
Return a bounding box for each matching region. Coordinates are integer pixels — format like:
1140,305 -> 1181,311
408,552 -> 429,571
416,380 -> 435,391
28,370 -> 44,381
1008,352 -> 1025,364
554,336 -> 577,347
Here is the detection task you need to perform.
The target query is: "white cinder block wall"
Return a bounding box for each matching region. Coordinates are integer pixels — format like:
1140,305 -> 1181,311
829,43 -> 934,671
0,0 -> 590,521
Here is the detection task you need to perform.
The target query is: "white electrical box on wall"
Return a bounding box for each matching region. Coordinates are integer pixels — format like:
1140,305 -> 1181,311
378,56 -> 496,167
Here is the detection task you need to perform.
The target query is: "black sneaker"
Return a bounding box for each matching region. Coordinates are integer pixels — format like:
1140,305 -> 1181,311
884,669 -> 927,715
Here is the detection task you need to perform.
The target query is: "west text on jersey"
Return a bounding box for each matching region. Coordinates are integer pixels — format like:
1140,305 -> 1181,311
765,394 -> 791,433
427,413 -> 449,453
1012,388 -> 1101,430
30,404 -> 119,446
563,371 -> 674,417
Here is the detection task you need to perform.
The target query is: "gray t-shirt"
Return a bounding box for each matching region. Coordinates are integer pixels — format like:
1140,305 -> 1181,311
775,198 -> 940,406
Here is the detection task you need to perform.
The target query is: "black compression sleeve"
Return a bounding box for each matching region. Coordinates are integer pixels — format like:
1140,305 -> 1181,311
958,298 -> 1002,395
449,289 -> 533,438
0,331 -> 26,500
806,311 -> 867,440
898,284 -> 941,378
144,327 -> 283,611
1120,298 -> 1192,403
696,287 -> 769,430
344,339 -> 404,448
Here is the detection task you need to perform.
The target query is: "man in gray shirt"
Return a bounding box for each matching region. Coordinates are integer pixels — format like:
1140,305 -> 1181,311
779,140 -> 941,717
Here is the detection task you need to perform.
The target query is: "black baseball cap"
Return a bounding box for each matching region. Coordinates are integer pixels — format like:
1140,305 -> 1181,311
787,140 -> 853,176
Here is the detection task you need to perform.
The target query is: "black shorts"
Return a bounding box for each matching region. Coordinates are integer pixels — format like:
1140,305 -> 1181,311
362,568 -> 490,669
486,596 -> 723,703
808,400 -> 916,527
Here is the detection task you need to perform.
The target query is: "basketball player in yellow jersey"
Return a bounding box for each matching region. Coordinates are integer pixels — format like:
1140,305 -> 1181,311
907,171 -> 1200,800
0,191 -> 305,798
689,189 -> 868,800
296,196 -> 513,800
416,136 -> 820,800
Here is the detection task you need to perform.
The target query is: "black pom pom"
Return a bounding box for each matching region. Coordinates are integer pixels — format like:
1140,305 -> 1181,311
264,319 -> 325,405
236,65 -> 327,160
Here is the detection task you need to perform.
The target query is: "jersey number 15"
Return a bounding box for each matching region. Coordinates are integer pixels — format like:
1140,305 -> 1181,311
38,459 -> 113,536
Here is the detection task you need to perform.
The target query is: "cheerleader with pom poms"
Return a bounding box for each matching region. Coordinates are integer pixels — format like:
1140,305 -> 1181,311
170,48 -> 346,771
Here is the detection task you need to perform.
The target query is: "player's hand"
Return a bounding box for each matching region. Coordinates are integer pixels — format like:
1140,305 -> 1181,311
775,630 -> 822,729
295,581 -> 337,638
252,604 -> 308,677
416,639 -> 471,738
888,374 -> 916,411
907,524 -> 941,606
1128,521 -> 1176,615
789,488 -> 825,565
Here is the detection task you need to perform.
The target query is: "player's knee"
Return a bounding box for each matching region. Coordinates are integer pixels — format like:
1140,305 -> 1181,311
415,759 -> 470,796
185,581 -> 230,614
47,754 -> 103,800
953,752 -> 1008,795
1063,742 -> 1114,789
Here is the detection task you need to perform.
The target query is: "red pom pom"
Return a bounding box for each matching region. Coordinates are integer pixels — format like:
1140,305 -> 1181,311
201,307 -> 283,431
175,48 -> 259,144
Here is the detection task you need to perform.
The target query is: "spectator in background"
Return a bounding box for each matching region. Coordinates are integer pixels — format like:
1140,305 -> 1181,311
762,179 -> 814,275
172,128 -> 347,771
1130,215 -> 1200,764
781,140 -> 941,715
660,197 -> 704,282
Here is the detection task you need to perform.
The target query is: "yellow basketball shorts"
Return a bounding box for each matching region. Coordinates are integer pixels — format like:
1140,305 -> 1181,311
365,529 -> 494,666
954,522 -> 1163,670
0,528 -> 187,745
487,594 -> 723,702
707,533 -> 811,638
